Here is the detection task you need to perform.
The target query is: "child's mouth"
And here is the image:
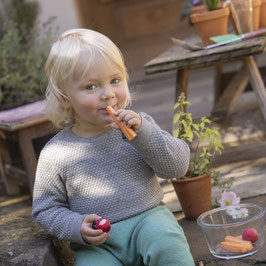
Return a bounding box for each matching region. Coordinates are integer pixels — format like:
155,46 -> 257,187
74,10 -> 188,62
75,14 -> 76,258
100,104 -> 117,113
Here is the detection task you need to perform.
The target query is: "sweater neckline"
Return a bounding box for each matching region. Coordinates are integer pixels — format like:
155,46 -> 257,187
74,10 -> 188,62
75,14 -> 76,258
65,126 -> 115,142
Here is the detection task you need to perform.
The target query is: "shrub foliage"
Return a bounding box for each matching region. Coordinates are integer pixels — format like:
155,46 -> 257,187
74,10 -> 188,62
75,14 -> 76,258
0,0 -> 57,110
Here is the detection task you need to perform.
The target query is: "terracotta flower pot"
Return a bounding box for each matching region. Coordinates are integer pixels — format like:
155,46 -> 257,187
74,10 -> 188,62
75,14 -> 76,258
171,174 -> 212,220
190,7 -> 230,45
260,0 -> 266,27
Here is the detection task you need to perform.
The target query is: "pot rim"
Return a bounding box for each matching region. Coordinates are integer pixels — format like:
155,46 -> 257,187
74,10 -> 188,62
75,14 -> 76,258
190,6 -> 230,23
171,174 -> 210,183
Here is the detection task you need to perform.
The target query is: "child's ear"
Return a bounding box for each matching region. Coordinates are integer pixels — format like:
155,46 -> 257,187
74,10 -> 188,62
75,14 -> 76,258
57,94 -> 71,109
60,98 -> 71,109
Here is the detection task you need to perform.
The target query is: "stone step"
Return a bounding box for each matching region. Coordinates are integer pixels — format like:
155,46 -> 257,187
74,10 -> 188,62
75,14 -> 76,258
0,196 -> 73,266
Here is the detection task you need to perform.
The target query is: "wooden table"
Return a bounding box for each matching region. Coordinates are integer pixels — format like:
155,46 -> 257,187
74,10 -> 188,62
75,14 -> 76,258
0,100 -> 57,195
144,36 -> 266,123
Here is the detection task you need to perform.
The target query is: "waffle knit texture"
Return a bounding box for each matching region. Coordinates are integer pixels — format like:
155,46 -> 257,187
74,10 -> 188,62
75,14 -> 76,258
32,113 -> 190,245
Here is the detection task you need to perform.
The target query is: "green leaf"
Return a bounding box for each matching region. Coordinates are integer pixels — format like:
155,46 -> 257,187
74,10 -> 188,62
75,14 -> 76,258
174,102 -> 180,110
173,113 -> 181,124
173,129 -> 179,138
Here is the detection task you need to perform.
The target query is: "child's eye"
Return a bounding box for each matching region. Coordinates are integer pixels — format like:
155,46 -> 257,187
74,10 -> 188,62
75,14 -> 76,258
111,78 -> 121,85
86,84 -> 97,90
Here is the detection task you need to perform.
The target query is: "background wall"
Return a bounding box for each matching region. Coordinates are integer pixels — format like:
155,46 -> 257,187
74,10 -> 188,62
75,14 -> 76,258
38,0 -> 78,35
37,0 -> 195,79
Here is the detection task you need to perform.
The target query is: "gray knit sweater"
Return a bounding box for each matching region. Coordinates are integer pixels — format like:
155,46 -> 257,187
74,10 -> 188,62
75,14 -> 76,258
32,113 -> 190,245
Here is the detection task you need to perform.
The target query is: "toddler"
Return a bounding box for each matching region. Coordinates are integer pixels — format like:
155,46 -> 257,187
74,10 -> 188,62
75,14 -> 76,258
32,28 -> 194,266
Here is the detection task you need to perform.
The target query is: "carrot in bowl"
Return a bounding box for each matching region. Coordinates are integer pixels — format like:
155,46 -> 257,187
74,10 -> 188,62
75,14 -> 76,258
219,235 -> 253,253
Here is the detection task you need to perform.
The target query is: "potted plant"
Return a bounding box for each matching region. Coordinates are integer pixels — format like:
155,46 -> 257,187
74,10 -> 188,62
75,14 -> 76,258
190,0 -> 230,45
181,0 -> 207,23
171,93 -> 234,220
0,0 -> 57,111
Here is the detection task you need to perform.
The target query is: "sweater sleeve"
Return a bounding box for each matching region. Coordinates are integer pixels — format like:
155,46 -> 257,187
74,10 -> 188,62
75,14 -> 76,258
32,152 -> 87,245
129,113 -> 190,179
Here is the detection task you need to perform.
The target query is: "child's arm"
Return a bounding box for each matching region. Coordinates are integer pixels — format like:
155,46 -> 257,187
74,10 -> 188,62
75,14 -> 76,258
32,154 -> 99,245
115,110 -> 190,179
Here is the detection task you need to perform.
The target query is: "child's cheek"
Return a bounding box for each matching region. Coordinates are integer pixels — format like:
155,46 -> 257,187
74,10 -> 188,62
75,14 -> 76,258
118,87 -> 128,108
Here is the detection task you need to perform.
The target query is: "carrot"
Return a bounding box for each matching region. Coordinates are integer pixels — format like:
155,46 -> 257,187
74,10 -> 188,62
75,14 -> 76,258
106,106 -> 137,141
219,235 -> 253,253
220,241 -> 250,253
225,235 -> 252,246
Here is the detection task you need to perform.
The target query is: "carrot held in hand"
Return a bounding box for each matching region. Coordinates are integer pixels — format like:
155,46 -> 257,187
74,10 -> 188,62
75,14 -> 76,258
106,106 -> 137,141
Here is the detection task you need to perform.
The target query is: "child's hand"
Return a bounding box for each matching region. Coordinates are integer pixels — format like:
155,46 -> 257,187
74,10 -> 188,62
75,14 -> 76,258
111,109 -> 141,131
80,214 -> 110,245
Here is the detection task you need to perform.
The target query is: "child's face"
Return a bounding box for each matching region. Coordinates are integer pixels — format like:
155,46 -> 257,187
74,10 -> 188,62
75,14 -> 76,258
65,53 -> 127,135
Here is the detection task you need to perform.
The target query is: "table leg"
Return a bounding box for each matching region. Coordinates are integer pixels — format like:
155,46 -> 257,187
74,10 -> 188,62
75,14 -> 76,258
212,65 -> 249,118
245,56 -> 266,123
173,69 -> 190,134
18,128 -> 37,195
175,69 -> 190,103
214,64 -> 225,103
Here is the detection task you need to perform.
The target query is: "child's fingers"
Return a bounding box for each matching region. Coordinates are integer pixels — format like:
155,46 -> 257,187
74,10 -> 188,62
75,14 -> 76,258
85,232 -> 110,246
116,110 -> 139,123
127,118 -> 140,128
83,227 -> 103,237
83,214 -> 101,224
110,122 -> 120,130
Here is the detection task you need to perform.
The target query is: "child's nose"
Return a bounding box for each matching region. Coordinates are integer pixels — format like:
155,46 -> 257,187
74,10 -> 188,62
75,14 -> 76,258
101,87 -> 115,100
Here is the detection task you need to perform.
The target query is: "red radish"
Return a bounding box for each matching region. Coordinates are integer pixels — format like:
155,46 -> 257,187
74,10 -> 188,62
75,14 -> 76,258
93,217 -> 111,232
242,228 -> 258,243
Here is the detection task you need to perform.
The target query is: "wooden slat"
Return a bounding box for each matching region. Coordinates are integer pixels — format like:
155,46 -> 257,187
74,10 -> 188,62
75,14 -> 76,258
0,115 -> 49,131
213,141 -> 266,167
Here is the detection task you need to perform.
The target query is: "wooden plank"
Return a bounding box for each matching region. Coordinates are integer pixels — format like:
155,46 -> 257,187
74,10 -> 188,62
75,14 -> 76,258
0,115 -> 49,131
144,37 -> 266,74
212,65 -> 249,117
213,141 -> 266,167
245,56 -> 266,122
0,195 -> 31,208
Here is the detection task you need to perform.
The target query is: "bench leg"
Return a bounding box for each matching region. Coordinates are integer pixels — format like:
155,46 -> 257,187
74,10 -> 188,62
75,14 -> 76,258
18,128 -> 37,195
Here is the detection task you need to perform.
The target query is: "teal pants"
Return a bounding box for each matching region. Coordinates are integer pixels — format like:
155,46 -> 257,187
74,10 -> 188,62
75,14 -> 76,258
71,205 -> 194,266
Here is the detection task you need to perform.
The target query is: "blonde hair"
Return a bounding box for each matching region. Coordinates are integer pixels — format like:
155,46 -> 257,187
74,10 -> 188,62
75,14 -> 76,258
45,28 -> 131,128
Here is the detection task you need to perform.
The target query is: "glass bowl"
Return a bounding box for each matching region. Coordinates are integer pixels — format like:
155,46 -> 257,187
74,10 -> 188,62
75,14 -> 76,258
197,203 -> 265,259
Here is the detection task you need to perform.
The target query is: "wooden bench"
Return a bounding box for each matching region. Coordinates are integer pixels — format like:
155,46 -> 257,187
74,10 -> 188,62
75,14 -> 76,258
144,36 -> 266,123
0,100 -> 57,195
